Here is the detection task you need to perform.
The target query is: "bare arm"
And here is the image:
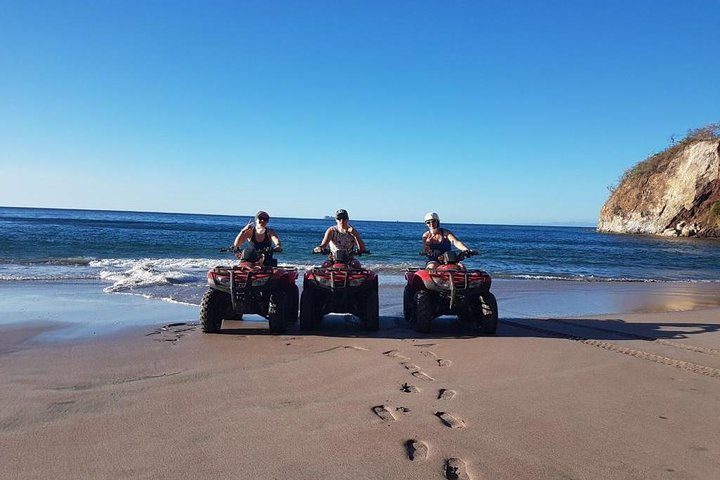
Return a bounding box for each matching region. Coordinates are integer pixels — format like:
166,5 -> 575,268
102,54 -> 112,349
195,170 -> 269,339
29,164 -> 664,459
421,231 -> 432,252
348,226 -> 366,252
233,227 -> 253,248
446,230 -> 469,251
268,228 -> 283,252
314,227 -> 334,252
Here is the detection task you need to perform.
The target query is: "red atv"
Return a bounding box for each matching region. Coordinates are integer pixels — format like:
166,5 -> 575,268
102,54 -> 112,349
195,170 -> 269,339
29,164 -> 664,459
299,248 -> 379,331
403,250 -> 498,334
200,246 -> 299,334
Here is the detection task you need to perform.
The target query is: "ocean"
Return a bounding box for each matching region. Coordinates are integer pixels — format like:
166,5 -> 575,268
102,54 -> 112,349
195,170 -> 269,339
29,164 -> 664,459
1,206 -> 719,309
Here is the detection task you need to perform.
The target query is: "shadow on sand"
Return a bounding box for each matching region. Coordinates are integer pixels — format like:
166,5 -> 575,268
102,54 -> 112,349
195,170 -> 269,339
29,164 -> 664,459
206,313 -> 720,343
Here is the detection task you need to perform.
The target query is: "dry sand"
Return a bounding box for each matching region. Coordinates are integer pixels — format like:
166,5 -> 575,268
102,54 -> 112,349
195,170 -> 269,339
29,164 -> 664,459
2,303 -> 720,479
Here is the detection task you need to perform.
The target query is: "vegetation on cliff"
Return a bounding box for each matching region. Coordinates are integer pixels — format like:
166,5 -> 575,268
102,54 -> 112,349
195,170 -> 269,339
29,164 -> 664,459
619,123 -> 720,186
599,122 -> 720,237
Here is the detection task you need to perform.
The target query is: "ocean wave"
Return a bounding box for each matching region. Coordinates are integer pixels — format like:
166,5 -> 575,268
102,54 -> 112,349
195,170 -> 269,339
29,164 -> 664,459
0,273 -> 97,281
0,256 -> 98,267
45,256 -> 97,266
98,261 -> 197,293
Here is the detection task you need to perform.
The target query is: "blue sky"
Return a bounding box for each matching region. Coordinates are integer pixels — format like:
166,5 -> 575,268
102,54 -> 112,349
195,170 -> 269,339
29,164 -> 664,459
1,0 -> 718,225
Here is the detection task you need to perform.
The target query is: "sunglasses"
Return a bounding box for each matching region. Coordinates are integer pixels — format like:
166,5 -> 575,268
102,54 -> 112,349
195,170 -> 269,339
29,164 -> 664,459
425,220 -> 436,225
257,216 -> 269,222
336,216 -> 348,221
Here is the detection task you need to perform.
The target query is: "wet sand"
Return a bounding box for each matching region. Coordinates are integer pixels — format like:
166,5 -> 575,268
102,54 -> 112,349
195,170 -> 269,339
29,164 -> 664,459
2,281 -> 720,479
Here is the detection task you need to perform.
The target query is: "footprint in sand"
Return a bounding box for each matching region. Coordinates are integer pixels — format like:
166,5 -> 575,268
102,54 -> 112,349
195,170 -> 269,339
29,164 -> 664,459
406,439 -> 429,461
372,405 -> 396,422
438,389 -> 456,400
436,411 -> 465,428
395,406 -> 411,414
401,383 -> 420,393
383,350 -> 410,362
401,362 -> 420,371
445,458 -> 468,479
315,345 -> 368,353
412,371 -> 434,381
437,359 -> 452,367
420,350 -> 438,359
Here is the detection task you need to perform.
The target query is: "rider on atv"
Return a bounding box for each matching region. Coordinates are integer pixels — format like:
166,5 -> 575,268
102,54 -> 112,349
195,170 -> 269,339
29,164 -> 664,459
422,212 -> 471,270
233,210 -> 283,267
302,209 -> 377,331
313,209 -> 368,266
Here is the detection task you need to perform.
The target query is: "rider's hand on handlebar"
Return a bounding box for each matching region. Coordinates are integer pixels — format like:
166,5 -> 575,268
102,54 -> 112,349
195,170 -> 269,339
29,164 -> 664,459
313,246 -> 323,254
273,245 -> 283,253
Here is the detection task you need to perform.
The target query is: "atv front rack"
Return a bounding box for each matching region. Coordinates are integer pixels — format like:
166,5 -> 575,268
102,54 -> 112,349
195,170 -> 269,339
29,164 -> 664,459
209,265 -> 298,311
407,267 -> 491,308
308,267 -> 372,291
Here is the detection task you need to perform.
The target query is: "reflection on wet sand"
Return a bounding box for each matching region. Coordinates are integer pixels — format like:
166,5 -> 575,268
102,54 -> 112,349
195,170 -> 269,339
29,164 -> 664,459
491,279 -> 720,318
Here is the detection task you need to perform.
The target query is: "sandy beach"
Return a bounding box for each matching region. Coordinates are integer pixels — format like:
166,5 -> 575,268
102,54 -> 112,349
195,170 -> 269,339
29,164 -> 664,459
2,283 -> 720,480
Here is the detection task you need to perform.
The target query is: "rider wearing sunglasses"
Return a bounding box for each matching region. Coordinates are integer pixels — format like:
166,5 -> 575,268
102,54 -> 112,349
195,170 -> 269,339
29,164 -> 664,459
422,212 -> 469,269
314,209 -> 367,268
233,210 -> 283,266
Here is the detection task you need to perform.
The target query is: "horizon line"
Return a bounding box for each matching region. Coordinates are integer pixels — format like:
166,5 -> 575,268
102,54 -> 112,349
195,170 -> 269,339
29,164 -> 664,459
0,204 -> 598,229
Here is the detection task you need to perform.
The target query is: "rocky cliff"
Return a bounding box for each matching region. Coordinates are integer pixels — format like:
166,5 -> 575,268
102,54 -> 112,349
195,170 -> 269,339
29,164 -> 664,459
597,128 -> 720,238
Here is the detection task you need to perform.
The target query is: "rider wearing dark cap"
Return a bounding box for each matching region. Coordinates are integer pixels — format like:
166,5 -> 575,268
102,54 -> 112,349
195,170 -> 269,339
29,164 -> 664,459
233,210 -> 283,266
314,209 -> 367,268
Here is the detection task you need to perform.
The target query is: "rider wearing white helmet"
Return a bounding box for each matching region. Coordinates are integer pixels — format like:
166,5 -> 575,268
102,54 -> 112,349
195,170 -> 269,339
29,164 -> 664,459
422,212 -> 470,269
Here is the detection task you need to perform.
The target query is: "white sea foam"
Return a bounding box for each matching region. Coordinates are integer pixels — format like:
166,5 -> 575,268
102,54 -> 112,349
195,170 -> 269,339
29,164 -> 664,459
95,258 -> 202,293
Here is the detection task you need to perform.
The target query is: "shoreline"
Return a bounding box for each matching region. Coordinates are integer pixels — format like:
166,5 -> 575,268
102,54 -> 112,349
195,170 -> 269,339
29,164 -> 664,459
3,278 -> 720,346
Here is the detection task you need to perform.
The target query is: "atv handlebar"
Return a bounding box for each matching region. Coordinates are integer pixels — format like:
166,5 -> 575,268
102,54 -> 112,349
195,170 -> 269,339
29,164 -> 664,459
313,247 -> 370,256
220,246 -> 280,255
419,249 -> 478,260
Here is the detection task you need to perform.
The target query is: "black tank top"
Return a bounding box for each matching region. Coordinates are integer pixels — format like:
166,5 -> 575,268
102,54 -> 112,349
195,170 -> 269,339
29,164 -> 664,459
251,228 -> 275,266
251,228 -> 273,252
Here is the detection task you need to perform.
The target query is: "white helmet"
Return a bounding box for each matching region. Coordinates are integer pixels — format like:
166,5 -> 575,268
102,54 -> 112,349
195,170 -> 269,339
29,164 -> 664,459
424,212 -> 440,222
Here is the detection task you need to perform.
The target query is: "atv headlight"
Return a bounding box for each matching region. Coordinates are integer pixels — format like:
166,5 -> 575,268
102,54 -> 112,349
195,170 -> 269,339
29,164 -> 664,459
431,276 -> 450,288
348,277 -> 365,287
251,277 -> 270,287
210,273 -> 230,287
314,276 -> 332,288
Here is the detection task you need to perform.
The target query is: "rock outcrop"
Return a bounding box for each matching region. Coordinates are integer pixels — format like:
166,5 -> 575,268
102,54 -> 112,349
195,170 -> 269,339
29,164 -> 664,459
597,132 -> 720,238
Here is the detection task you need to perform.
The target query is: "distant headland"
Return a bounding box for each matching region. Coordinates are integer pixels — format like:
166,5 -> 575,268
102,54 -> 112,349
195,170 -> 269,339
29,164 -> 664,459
598,123 -> 720,238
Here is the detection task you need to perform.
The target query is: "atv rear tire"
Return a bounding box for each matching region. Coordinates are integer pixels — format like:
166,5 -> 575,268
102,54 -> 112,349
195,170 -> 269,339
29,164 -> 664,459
478,292 -> 499,335
363,287 -> 379,331
414,290 -> 434,333
268,291 -> 287,334
299,288 -> 321,331
403,285 -> 415,323
200,288 -> 232,333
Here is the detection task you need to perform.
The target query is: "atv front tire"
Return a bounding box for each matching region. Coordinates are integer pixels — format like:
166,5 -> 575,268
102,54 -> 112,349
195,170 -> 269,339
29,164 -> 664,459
478,292 -> 499,335
362,287 -> 379,331
403,285 -> 415,323
268,291 -> 288,334
200,288 -> 232,333
299,288 -> 321,331
414,290 -> 434,333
